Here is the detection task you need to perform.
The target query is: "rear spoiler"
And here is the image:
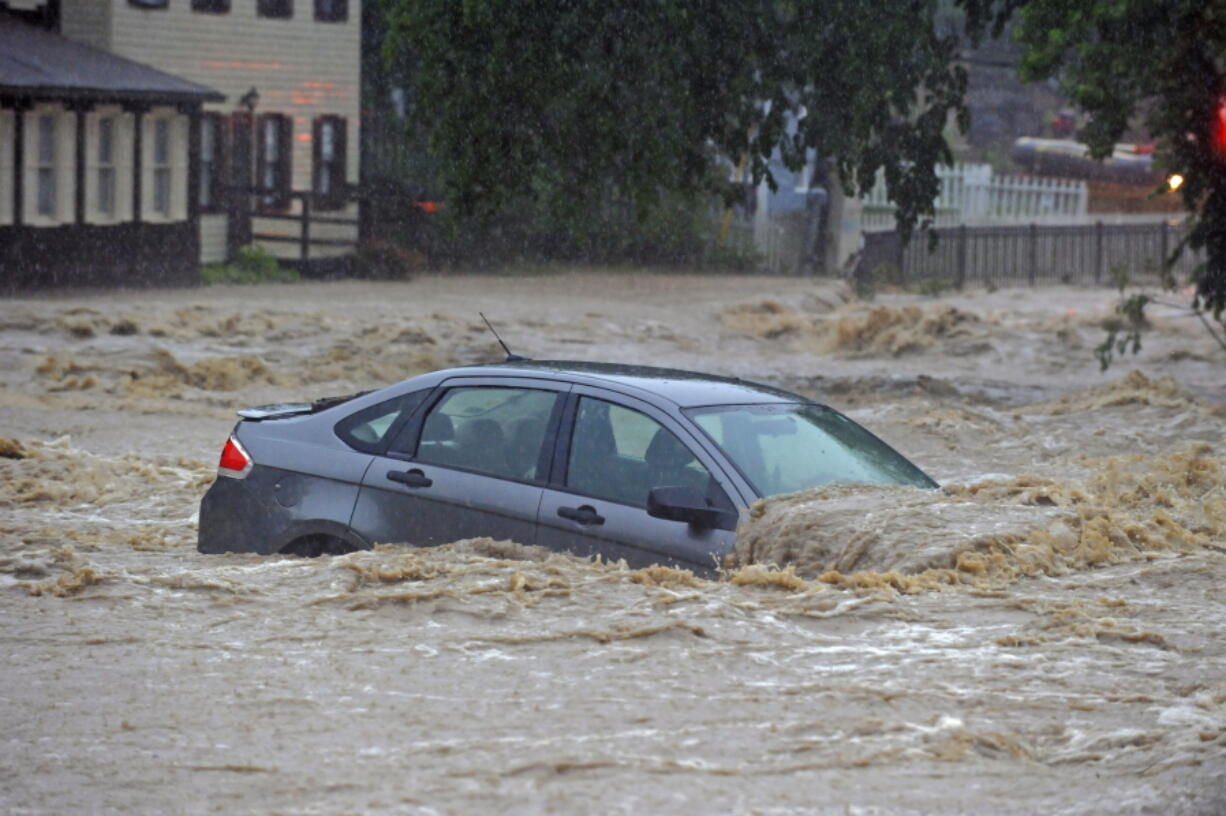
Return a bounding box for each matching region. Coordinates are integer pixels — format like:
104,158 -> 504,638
237,390 -> 371,421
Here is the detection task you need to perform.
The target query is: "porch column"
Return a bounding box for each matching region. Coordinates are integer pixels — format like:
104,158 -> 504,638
71,100 -> 92,225
9,99 -> 29,227
127,104 -> 147,223
182,103 -> 202,223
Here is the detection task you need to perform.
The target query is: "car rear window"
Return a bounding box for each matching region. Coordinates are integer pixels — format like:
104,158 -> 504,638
335,389 -> 430,453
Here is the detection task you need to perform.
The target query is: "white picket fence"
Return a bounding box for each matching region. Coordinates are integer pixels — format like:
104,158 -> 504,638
861,163 -> 1089,231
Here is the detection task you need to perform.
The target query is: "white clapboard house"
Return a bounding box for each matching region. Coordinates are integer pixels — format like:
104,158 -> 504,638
0,0 -> 360,289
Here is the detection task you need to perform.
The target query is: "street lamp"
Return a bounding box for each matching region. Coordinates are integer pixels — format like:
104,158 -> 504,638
239,86 -> 259,114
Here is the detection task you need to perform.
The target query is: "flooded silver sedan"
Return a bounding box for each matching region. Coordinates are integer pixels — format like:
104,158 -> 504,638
199,361 -> 936,572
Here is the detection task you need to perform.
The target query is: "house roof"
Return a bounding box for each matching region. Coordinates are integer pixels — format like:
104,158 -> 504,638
0,16 -> 224,104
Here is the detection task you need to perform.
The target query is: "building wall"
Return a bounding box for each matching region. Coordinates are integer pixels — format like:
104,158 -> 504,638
199,212 -> 227,263
68,0 -> 362,263
59,0 -> 111,51
1,221 -> 199,291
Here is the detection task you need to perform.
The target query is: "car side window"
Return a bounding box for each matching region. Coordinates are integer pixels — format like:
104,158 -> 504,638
566,397 -> 731,509
415,386 -> 558,481
334,389 -> 430,453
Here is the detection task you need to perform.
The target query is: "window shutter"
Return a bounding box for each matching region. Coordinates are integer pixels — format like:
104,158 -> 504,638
334,116 -> 347,204
279,114 -> 292,209
55,108 -> 75,224
229,111 -> 249,200
254,114 -> 269,203
171,114 -> 188,220
311,116 -> 322,201
0,111 -> 12,225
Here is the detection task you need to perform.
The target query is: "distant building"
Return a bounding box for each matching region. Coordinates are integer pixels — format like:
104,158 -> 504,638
0,0 -> 360,289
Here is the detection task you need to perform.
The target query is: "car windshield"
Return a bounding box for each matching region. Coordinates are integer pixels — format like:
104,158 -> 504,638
685,403 -> 937,497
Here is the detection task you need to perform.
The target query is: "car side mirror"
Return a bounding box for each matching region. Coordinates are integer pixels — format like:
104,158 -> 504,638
647,486 -> 722,529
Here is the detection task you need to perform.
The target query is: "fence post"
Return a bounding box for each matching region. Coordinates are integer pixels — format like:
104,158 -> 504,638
1098,220 -> 1108,284
895,230 -> 905,282
1028,223 -> 1037,285
1159,220 -> 1169,270
956,224 -> 968,289
300,193 -> 311,269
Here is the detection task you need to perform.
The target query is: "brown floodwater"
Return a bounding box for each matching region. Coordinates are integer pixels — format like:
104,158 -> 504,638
1,274 -> 1224,814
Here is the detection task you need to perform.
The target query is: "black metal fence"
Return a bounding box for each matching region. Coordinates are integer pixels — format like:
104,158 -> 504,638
861,220 -> 1201,287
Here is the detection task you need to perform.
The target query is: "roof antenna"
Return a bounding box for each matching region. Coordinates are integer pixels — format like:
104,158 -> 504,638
479,312 -> 528,362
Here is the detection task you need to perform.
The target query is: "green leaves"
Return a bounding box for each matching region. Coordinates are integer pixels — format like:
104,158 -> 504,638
378,0 -> 1225,334
1010,0 -> 1226,342
382,0 -> 978,241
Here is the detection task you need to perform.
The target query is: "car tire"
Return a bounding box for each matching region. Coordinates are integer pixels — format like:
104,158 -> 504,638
280,534 -> 362,558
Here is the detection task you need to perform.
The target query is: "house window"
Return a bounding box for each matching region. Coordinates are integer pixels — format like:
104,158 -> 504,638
152,118 -> 171,215
36,114 -> 57,218
258,0 -> 292,18
128,0 -> 169,8
199,113 -> 224,212
96,117 -> 116,216
87,109 -> 132,223
191,0 -> 229,12
312,116 -> 346,209
257,113 -> 291,211
140,111 -> 186,222
315,0 -> 346,22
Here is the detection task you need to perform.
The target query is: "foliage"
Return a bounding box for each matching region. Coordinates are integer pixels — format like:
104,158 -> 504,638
382,0 -> 979,246
201,245 -> 299,285
407,183 -> 759,269
1003,0 -> 1226,354
1095,293 -> 1150,371
380,0 -> 1226,326
914,276 -> 954,297
354,239 -> 425,279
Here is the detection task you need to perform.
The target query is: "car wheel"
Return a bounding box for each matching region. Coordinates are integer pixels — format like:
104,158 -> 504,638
280,534 -> 361,558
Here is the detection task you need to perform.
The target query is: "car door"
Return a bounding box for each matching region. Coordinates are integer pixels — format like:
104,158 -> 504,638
536,387 -> 740,572
349,377 -> 568,548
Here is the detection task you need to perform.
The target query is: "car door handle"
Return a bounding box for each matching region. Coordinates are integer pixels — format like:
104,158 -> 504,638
387,468 -> 433,488
557,504 -> 605,526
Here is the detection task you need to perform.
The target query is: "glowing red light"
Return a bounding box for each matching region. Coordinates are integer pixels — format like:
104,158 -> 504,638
1214,99 -> 1226,155
218,436 -> 252,476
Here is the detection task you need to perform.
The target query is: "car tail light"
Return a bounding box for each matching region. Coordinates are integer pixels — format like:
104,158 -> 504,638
217,435 -> 253,479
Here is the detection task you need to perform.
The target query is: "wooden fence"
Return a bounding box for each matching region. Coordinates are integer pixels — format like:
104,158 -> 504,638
249,190 -> 360,273
860,220 -> 1200,287
862,164 -> 1089,231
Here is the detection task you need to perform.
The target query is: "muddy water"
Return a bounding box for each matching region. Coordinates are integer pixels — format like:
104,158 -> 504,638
2,275 -> 1225,814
